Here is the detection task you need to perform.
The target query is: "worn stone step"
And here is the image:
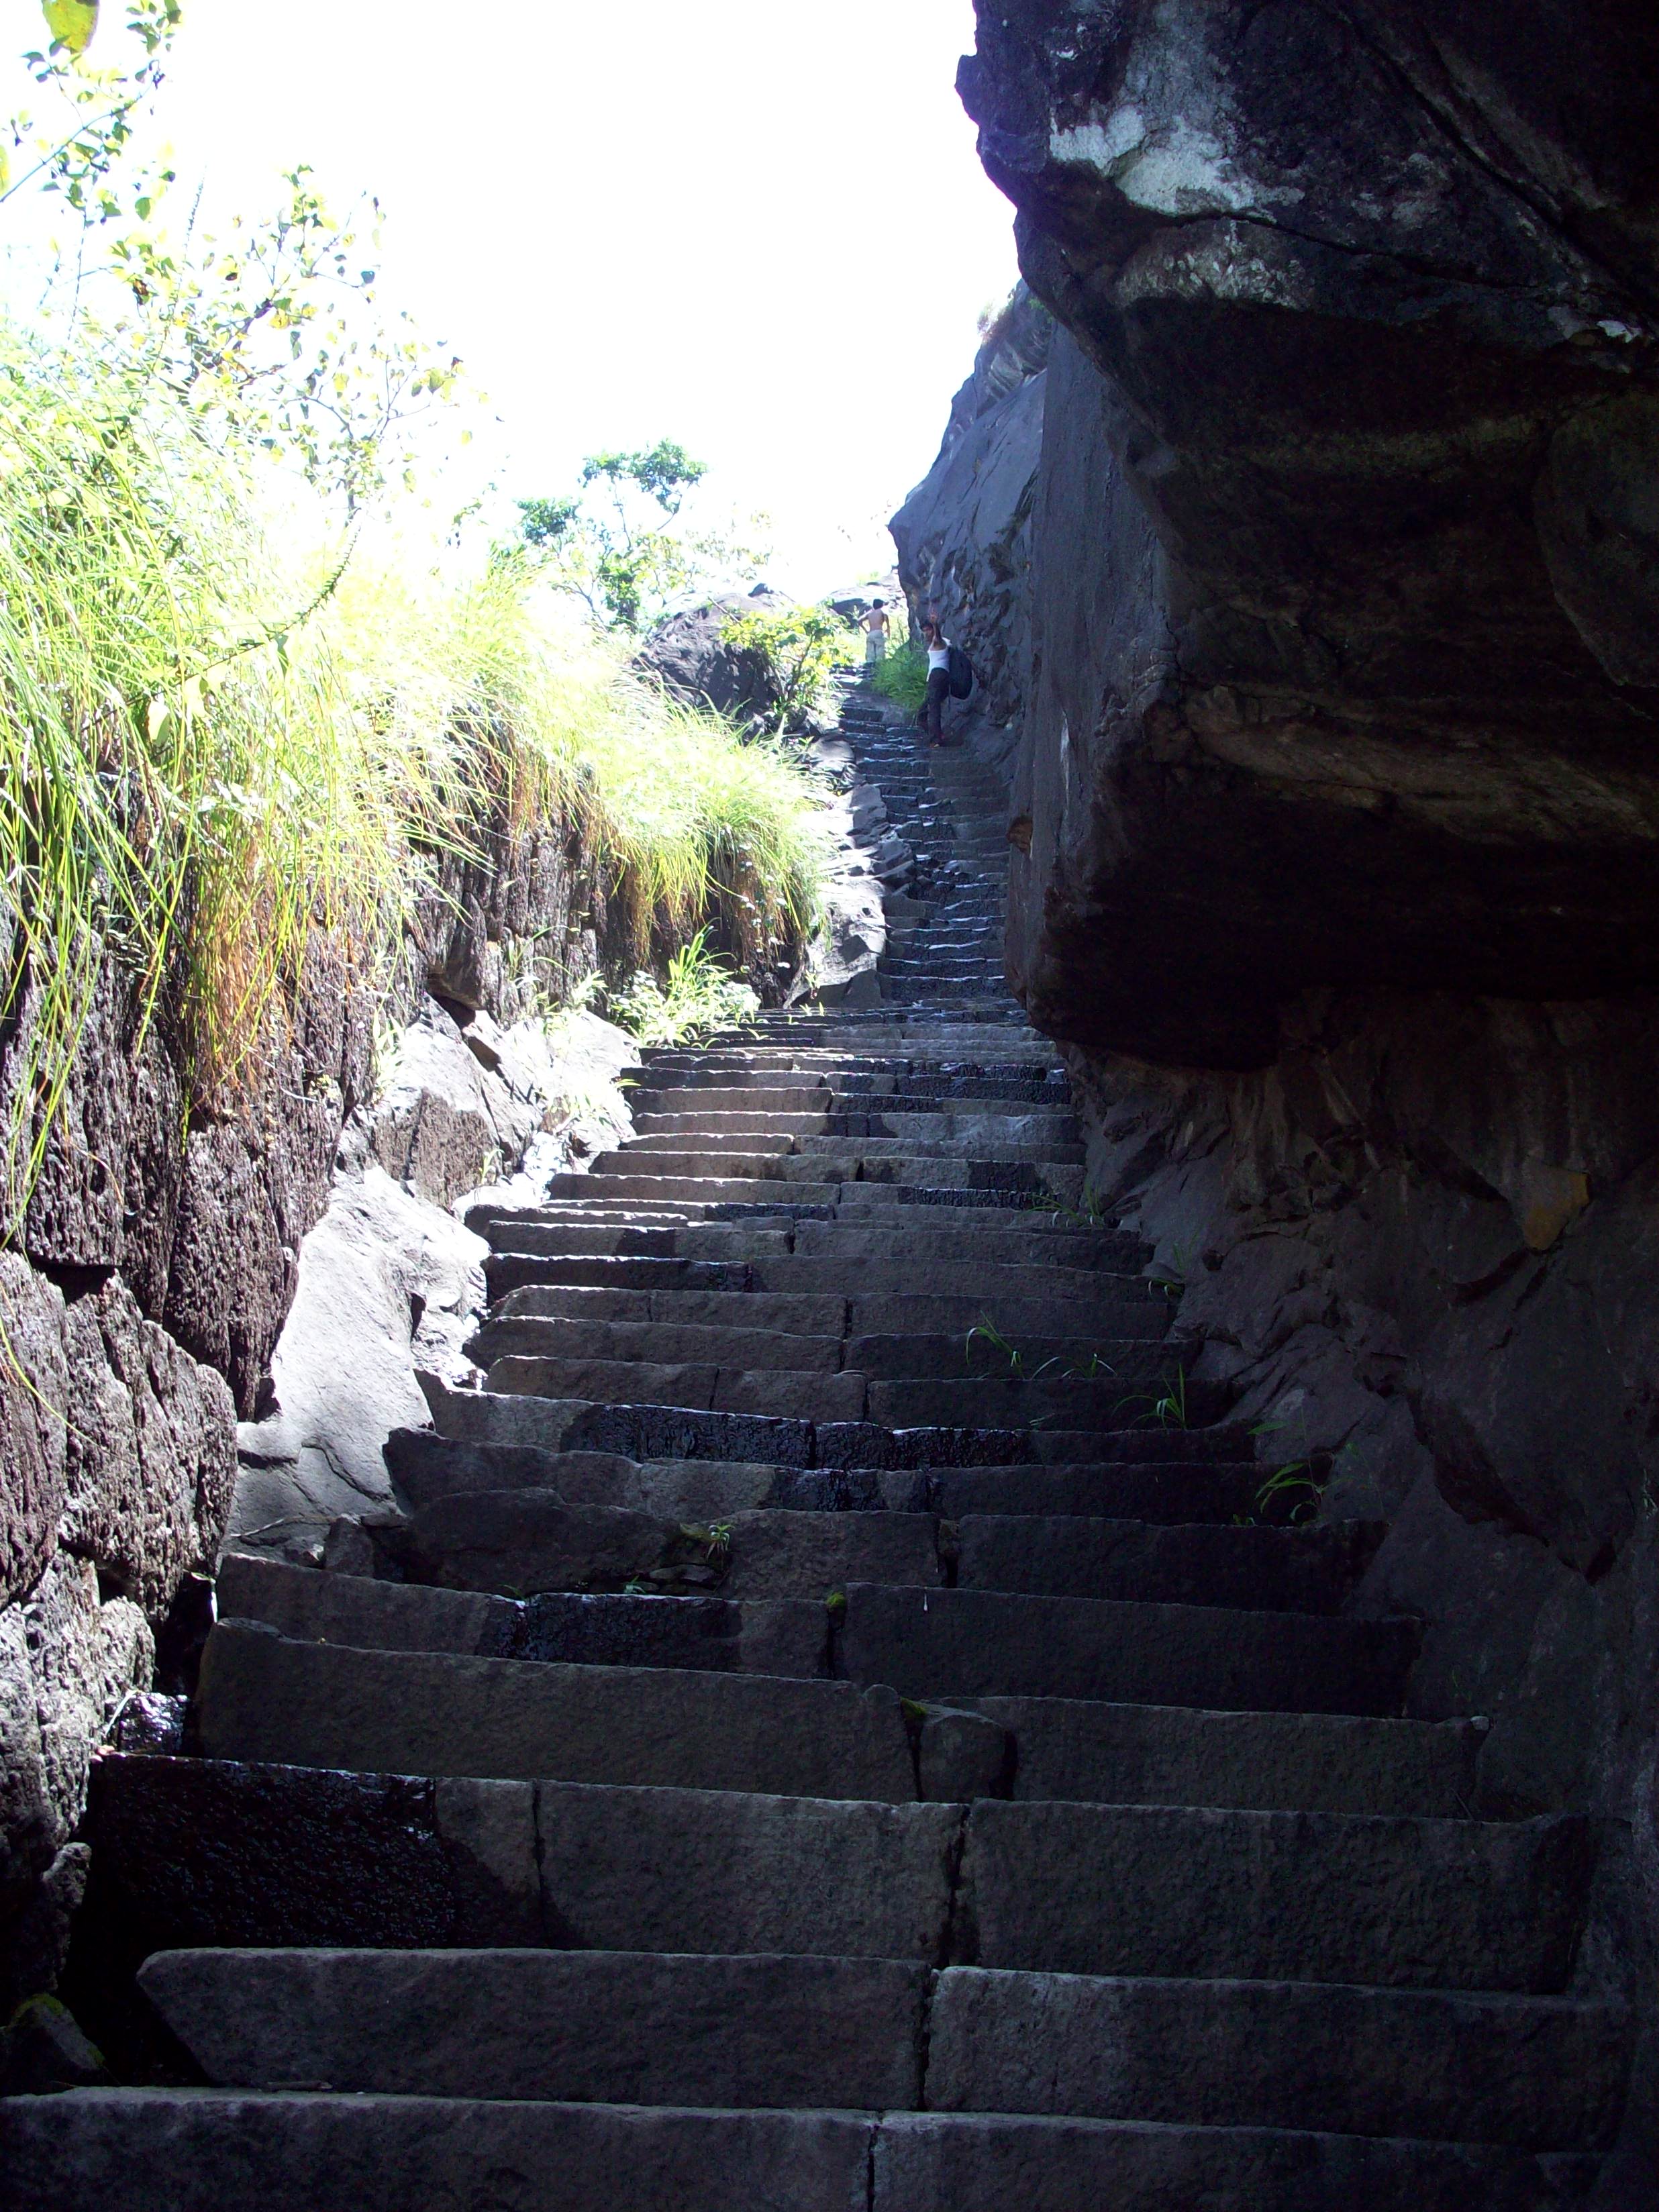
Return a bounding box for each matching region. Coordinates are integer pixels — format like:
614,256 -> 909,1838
491,1284 -> 851,1332
485,1285 -> 1171,1353
848,1331 -> 1171,1379
389,1429 -> 927,1519
861,1375 -> 1223,1433
956,1799 -> 1595,1991
868,2111 -> 1593,2212
787,1219 -> 1145,1262
0,2092 -> 877,2212
468,1313 -> 848,1374
387,1489 -> 944,1601
926,1967 -> 1629,2150
953,1515 -> 1385,1612
931,1462 -> 1261,1517
85,1755 -> 964,1960
962,1695 -> 1485,1815
487,1221 -> 797,1260
197,1623 -> 920,1800
542,1172 -> 844,1206
211,1563 -> 1473,1814
419,1372 -> 1256,1472
141,1948 -> 929,2110
483,1254 -> 749,1297
476,1351 -> 872,1422
837,1583 -> 1419,1713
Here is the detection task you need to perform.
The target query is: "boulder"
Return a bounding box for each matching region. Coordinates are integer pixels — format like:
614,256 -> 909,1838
636,591 -> 796,732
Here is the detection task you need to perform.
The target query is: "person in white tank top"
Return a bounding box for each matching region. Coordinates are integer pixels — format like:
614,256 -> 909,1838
922,619 -> 951,746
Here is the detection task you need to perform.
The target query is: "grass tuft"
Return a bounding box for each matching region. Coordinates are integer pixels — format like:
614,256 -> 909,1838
0,329 -> 825,1209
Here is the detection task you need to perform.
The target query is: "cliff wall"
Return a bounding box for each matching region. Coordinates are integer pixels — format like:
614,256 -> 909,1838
0,803 -> 610,2015
935,6 -> 1659,2189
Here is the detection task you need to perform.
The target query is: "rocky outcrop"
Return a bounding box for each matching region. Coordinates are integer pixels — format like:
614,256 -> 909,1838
233,1007 -> 641,1565
935,7 -> 1659,2189
890,288 -> 1050,760
960,0 -> 1659,1069
636,588 -> 797,735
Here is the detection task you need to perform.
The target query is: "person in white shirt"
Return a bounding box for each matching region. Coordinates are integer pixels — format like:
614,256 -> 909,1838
921,617 -> 951,747
862,598 -> 890,671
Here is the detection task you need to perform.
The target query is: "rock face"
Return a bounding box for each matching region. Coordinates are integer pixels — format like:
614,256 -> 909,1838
890,286 -> 1050,752
940,5 -> 1659,2183
0,788 -> 624,2007
958,0 -> 1659,1068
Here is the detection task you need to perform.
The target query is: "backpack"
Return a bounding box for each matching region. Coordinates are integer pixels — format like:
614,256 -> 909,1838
947,644 -> 974,700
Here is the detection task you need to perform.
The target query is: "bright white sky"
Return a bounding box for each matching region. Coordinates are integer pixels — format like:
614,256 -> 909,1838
24,0 -> 1019,595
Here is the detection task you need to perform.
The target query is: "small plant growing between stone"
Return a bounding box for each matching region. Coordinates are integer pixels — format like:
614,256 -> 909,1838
607,929 -> 760,1046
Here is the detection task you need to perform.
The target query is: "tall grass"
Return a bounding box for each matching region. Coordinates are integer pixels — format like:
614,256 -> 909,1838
0,329 -> 824,1206
871,637 -> 927,715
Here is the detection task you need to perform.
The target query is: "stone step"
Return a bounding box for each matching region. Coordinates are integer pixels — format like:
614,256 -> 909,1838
476,1352 -> 872,1422
217,1552 -> 1491,1817
483,1285 -> 1170,1346
470,1354 -> 1217,1432
932,1460 -> 1264,1520
468,1313 -> 850,1374
0,2091 -> 882,2212
385,1490 -> 944,1601
927,1967 -> 1629,2150
83,1748 -> 1594,2000
213,1561 -> 1479,1815
140,1948 -> 929,2111
958,1798 -> 1594,1991
837,1582 -> 1419,1712
83,1755 -> 964,1960
964,1694 -> 1485,1815
195,1623 -> 921,1801
866,2111 -> 1593,2212
472,1315 -> 1178,1389
421,1374 -> 1256,1470
484,1250 -> 1164,1309
953,1514 -> 1385,1613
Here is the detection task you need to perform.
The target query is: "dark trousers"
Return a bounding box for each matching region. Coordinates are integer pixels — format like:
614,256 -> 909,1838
924,667 -> 950,743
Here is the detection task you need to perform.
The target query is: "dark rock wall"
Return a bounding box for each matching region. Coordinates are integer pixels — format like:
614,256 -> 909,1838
0,802 -> 609,2013
936,3 -> 1659,2181
891,288 -> 1052,758
960,0 -> 1659,1068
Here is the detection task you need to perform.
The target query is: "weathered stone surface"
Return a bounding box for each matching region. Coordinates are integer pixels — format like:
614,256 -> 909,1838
1,2091 -> 876,2212
59,1276 -> 237,1615
195,1622 -> 919,1801
0,1257 -> 67,1609
368,999 -> 515,1207
955,1800 -> 1595,1991
891,285 -> 1050,748
141,1947 -> 929,2109
870,2109 -> 1591,2212
536,1783 -> 962,1962
230,1167 -> 487,1558
927,1967 -> 1629,2150
838,1583 -> 1418,1714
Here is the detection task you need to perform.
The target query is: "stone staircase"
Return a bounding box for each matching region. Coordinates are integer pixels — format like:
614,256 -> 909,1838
10,680 -> 1629,2207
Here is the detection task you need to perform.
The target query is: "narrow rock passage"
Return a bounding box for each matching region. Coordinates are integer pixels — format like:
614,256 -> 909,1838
11,681 -> 1625,2208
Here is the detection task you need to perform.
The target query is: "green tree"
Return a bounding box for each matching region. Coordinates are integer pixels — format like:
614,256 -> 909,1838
519,440 -> 760,632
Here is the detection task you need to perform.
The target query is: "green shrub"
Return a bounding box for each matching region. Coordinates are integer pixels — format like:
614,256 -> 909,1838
872,638 -> 927,714
0,334 -> 825,1199
607,929 -> 759,1045
719,601 -> 860,734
